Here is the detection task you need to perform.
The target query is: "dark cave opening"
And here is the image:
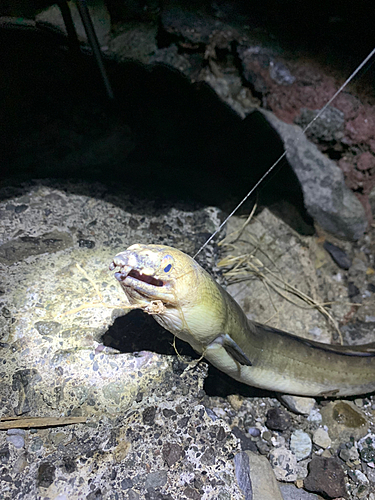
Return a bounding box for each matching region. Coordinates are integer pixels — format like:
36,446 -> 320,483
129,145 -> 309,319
103,310 -> 274,399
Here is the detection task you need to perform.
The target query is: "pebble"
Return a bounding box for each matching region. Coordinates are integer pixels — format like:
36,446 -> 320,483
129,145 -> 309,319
144,471 -> 168,489
279,484 -> 324,500
321,401 -> 368,444
307,408 -> 322,424
290,430 -> 312,461
312,428 -> 331,449
339,445 -> 359,463
362,462 -> 375,483
233,452 -> 252,500
6,429 -> 25,449
269,447 -> 298,482
358,433 -> 375,463
266,407 -> 291,431
227,394 -> 243,411
246,450 -> 284,500
323,241 -> 352,270
354,470 -> 369,484
247,427 -> 261,438
304,457 -> 347,498
280,395 -> 315,415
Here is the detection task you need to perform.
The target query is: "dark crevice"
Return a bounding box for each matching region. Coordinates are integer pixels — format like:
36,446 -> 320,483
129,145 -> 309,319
0,21 -> 314,236
102,310 -> 276,398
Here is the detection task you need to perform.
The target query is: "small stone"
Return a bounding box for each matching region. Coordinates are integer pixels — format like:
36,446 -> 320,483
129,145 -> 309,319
227,394 -> 243,411
269,447 -> 298,482
280,395 -> 315,415
321,401 -> 368,445
358,434 -> 375,463
262,431 -> 272,442
363,462 -> 375,483
127,491 -> 140,500
323,241 -> 352,270
6,429 -> 25,449
280,483 -> 323,500
233,452 -> 252,500
321,449 -> 332,458
144,471 -> 167,489
290,430 -> 312,461
232,426 -> 257,452
121,478 -> 134,489
247,427 -> 261,438
339,445 -> 359,463
37,462 -> 56,488
245,450 -> 284,499
142,406 -> 156,426
200,446 -> 216,466
304,457 -> 346,498
354,470 -> 369,484
162,442 -> 184,467
307,409 -> 322,424
256,439 -> 271,455
312,428 -> 331,449
266,407 -> 291,431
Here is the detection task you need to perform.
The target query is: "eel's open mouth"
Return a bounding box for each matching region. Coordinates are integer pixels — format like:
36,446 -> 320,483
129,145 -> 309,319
110,254 -> 165,287
127,269 -> 164,287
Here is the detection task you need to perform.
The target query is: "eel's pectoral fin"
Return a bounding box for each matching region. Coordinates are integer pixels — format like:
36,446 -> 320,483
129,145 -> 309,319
210,334 -> 252,366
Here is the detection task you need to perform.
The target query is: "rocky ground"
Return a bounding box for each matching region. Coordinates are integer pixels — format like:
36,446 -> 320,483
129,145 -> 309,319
0,180 -> 374,500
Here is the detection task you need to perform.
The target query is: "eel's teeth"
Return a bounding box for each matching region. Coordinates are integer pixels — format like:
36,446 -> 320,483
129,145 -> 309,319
114,272 -> 123,282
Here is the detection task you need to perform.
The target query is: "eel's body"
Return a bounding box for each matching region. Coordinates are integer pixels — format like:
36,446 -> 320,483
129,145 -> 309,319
110,244 -> 375,397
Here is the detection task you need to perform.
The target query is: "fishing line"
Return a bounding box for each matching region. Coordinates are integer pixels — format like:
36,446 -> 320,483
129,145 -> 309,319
193,46 -> 375,260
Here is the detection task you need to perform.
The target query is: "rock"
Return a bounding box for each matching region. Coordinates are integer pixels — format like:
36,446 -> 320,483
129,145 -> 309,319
281,396 -> 315,415
108,24 -> 158,64
304,457 -> 347,498
223,210 -> 335,342
353,470 -> 369,484
312,428 -> 331,449
227,394 -> 243,411
266,407 -> 291,431
6,429 -> 25,449
323,241 -> 352,270
307,409 -> 322,424
290,430 -> 312,461
162,442 -> 185,467
0,182 -> 246,499
279,484 -> 324,500
341,320 -> 375,347
295,106 -> 345,143
362,462 -> 375,483
339,444 -> 359,463
261,109 -> 367,240
269,61 -> 296,86
321,401 -> 369,446
269,447 -> 298,482
233,452 -> 253,500
241,450 -> 284,500
358,434 -> 375,463
232,426 -> 257,452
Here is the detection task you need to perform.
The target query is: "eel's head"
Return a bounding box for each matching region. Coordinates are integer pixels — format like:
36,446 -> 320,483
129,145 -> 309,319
109,244 -> 201,311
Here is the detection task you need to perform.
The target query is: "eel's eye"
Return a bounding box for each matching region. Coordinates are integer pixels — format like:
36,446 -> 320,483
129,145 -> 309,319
161,255 -> 174,273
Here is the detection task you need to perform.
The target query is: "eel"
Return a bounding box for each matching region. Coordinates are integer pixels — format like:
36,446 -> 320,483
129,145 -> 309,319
109,243 -> 375,397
